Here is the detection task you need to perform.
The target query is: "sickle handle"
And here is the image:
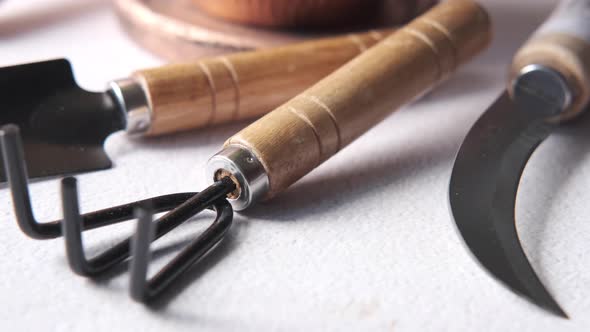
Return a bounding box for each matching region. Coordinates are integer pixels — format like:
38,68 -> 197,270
511,0 -> 590,118
127,30 -> 391,136
221,0 -> 491,199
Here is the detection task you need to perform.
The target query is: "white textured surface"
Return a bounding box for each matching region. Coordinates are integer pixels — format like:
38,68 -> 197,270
1,0 -> 589,331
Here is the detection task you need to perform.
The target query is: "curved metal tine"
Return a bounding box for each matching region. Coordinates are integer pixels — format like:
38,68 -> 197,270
130,197 -> 233,303
0,124 -> 194,240
0,124 -> 57,239
62,177 -> 140,276
62,176 -> 236,278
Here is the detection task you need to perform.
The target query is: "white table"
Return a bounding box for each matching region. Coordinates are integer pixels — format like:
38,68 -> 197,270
2,0 -> 589,331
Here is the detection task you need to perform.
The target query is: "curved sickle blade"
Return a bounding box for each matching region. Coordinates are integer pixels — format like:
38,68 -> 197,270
449,91 -> 566,317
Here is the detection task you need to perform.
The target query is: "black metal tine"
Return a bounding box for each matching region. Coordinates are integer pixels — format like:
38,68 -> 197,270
129,190 -> 233,302
61,176 -> 146,275
0,124 -> 56,239
130,205 -> 155,301
62,176 -> 236,278
3,123 -> 238,301
62,176 -> 137,275
0,124 -> 195,240
61,177 -> 88,275
60,177 -> 183,276
75,192 -> 196,229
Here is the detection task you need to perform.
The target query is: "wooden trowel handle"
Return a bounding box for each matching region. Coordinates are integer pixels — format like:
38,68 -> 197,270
222,0 -> 492,198
511,0 -> 590,118
130,30 -> 392,136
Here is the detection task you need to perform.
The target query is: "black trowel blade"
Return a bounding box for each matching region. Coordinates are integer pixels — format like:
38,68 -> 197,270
0,138 -> 114,183
0,59 -> 126,181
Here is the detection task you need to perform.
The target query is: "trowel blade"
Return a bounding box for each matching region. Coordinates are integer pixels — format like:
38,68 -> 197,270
0,59 -> 126,181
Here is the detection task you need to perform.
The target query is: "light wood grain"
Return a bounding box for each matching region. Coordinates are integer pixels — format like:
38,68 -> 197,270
131,29 -> 393,136
224,0 -> 492,198
511,0 -> 590,119
511,34 -> 590,120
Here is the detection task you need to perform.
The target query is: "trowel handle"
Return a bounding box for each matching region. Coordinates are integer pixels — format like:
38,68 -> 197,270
222,0 -> 491,199
511,0 -> 590,118
129,29 -> 392,136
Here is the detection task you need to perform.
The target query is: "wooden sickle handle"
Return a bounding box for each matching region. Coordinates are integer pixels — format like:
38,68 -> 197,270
224,0 -> 492,198
130,29 -> 392,136
511,0 -> 590,118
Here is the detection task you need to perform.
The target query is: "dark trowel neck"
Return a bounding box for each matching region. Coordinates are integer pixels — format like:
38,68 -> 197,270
0,59 -> 129,182
28,88 -> 126,144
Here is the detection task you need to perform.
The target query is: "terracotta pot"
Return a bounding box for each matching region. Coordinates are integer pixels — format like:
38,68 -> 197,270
192,0 -> 381,28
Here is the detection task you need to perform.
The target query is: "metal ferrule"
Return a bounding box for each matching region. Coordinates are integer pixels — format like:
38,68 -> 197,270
206,145 -> 270,211
108,78 -> 152,135
511,64 -> 573,113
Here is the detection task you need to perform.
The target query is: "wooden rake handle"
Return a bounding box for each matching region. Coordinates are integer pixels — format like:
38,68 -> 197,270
130,29 -> 393,136
223,0 -> 492,198
511,0 -> 590,119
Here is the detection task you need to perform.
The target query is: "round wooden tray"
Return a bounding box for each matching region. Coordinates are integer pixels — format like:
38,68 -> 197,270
112,0 -> 437,61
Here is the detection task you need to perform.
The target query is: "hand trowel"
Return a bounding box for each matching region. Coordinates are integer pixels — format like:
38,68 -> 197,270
0,29 -> 391,182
